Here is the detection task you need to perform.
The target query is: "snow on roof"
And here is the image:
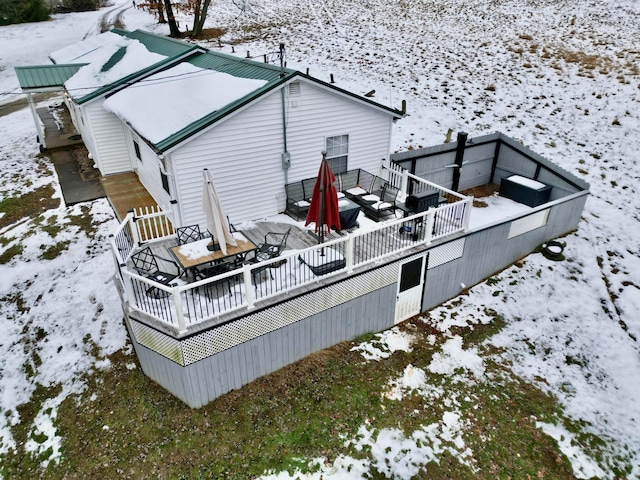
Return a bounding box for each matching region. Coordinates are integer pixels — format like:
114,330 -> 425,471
62,35 -> 167,101
49,30 -> 122,64
103,62 -> 268,145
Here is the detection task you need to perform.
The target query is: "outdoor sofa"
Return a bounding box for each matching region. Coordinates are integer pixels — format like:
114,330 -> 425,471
285,168 -> 399,222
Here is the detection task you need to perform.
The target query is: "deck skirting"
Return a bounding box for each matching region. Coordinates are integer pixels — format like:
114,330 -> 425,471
127,260 -> 399,367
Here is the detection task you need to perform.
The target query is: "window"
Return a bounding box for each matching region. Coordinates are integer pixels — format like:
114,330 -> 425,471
325,135 -> 348,174
160,168 -> 170,194
133,140 -> 141,161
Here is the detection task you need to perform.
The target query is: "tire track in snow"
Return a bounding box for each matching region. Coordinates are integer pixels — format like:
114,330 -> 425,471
83,0 -> 132,39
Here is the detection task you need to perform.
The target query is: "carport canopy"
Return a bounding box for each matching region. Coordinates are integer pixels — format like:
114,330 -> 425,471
13,64 -> 85,148
14,64 -> 85,92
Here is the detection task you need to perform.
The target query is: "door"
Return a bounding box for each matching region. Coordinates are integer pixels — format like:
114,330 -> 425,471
394,256 -> 426,324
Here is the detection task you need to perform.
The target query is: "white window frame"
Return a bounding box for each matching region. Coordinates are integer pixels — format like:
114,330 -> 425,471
325,134 -> 349,174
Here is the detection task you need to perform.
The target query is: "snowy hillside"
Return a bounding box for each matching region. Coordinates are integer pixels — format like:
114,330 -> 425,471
0,0 -> 639,478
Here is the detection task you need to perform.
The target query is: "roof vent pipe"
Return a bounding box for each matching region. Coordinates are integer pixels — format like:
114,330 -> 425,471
451,131 -> 468,192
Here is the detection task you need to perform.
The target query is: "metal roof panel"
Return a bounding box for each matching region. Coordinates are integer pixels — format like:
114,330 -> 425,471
14,64 -> 86,90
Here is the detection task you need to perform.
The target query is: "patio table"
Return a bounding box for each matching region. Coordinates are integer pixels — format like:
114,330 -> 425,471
337,198 -> 361,230
170,231 -> 257,278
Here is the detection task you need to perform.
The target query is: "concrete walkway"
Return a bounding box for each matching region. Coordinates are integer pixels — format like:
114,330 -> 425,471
37,106 -> 84,150
32,102 -> 158,218
49,150 -> 106,205
37,106 -> 106,205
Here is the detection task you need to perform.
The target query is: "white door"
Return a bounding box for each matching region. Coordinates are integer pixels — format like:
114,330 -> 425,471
394,256 -> 426,324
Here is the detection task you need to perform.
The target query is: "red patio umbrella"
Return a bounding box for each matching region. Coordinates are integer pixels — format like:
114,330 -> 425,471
305,152 -> 341,244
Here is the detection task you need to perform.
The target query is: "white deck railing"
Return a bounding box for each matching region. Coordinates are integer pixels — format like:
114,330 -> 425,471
110,178 -> 472,335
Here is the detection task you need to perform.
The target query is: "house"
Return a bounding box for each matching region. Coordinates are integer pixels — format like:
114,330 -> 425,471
109,132 -> 588,408
16,32 -> 589,408
16,29 -> 404,225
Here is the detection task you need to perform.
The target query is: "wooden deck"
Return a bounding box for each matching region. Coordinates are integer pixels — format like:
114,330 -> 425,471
102,172 -> 158,221
149,221 -> 341,265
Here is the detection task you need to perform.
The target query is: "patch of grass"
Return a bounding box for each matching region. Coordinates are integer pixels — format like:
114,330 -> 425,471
0,243 -> 23,264
0,184 -> 59,230
1,291 -> 29,314
1,383 -> 63,480
35,214 -> 63,238
0,306 -> 595,479
39,241 -> 71,260
67,205 -> 99,240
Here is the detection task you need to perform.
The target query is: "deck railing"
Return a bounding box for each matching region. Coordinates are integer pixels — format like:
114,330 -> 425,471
111,179 -> 471,335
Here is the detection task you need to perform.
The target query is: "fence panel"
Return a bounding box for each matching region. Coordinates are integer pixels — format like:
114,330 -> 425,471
133,206 -> 175,243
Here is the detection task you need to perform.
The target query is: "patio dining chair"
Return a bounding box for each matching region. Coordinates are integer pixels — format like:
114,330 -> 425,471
176,224 -> 208,245
197,261 -> 238,299
244,227 -> 291,283
251,227 -> 292,263
130,247 -> 183,298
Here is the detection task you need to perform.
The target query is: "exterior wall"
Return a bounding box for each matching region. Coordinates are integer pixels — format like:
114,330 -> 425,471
422,192 -> 588,310
126,275 -> 397,408
66,100 -> 99,170
169,81 -> 395,226
83,100 -> 133,175
283,80 -> 393,181
129,131 -> 173,211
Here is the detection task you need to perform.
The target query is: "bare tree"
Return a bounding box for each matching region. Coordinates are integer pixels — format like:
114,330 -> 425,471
190,0 -> 211,37
151,0 -> 166,23
163,0 -> 181,36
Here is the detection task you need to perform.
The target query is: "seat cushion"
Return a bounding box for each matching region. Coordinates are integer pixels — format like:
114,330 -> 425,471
372,201 -> 392,210
362,194 -> 380,203
346,187 -> 368,196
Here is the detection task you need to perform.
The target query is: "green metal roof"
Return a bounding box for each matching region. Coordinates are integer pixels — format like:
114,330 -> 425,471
152,52 -> 295,152
112,29 -> 199,58
72,29 -> 202,105
14,64 -> 86,91
152,51 -> 404,153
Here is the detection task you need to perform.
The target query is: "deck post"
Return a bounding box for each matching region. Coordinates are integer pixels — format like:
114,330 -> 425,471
462,198 -> 473,231
345,236 -> 354,272
243,266 -> 255,309
120,267 -> 137,306
424,211 -> 435,246
400,169 -> 409,201
172,285 -> 186,333
108,234 -> 121,267
128,212 -> 141,246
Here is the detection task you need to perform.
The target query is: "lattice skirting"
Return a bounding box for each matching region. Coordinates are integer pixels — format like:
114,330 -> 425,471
127,238 -> 467,366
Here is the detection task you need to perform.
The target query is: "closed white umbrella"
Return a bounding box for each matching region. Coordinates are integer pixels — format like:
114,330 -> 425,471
202,168 -> 237,255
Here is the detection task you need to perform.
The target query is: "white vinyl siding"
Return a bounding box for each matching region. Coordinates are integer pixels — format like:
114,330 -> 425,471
283,80 -> 393,183
83,100 -> 133,175
166,80 -> 395,226
133,133 -> 173,210
171,91 -> 285,227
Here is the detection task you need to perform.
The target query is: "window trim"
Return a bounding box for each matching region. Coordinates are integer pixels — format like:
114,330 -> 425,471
133,140 -> 141,161
325,134 -> 349,174
160,168 -> 170,194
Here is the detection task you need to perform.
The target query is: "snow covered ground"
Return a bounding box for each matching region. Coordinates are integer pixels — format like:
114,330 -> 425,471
1,0 -> 639,478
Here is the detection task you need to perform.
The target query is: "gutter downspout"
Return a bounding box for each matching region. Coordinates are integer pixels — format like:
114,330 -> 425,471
279,43 -> 291,184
